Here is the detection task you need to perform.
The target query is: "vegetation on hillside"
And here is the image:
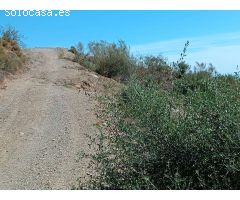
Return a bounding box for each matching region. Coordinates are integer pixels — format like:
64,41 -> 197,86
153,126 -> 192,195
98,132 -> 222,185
70,41 -> 136,82
0,26 -> 26,83
73,40 -> 240,189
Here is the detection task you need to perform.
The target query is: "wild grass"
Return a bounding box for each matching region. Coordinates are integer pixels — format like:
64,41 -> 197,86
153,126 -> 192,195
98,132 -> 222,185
70,41 -> 137,82
0,26 -> 25,82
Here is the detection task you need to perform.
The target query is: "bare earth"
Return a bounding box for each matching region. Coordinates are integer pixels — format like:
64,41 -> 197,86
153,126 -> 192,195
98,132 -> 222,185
0,48 -> 100,189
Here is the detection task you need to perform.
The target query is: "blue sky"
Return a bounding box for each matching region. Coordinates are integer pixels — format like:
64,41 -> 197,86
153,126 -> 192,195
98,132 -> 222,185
0,10 -> 240,74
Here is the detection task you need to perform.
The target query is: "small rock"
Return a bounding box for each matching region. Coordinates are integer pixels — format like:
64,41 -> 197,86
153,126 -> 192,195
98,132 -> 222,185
75,84 -> 81,89
0,85 -> 7,90
91,74 -> 98,78
20,132 -> 25,136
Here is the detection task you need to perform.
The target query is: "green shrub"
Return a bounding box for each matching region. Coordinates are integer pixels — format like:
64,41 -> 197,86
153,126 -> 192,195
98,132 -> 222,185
71,40 -> 136,81
80,73 -> 240,189
173,63 -> 216,95
73,38 -> 240,189
134,55 -> 173,89
0,26 -> 25,75
0,25 -> 24,48
88,40 -> 136,80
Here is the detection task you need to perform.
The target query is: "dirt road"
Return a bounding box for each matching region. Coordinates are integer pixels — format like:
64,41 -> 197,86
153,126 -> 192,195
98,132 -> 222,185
0,48 -> 99,189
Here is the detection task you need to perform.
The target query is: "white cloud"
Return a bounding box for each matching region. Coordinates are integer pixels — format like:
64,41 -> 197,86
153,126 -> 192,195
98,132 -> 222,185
131,32 -> 240,74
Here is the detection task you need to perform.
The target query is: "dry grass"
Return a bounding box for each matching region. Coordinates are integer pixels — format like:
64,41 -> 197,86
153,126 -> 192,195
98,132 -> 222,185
0,28 -> 26,84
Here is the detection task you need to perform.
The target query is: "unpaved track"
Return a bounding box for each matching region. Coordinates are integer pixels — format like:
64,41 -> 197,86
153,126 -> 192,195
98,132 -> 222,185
0,48 -> 98,189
